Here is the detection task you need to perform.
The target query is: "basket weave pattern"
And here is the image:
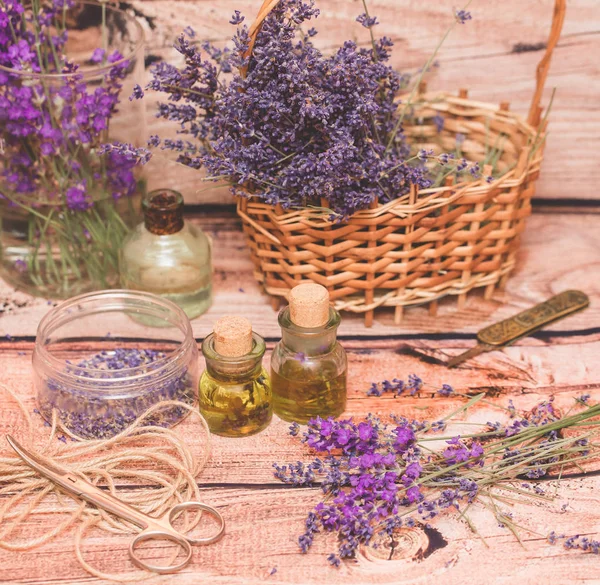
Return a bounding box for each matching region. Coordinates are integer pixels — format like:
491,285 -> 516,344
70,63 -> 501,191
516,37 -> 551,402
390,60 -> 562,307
237,0 -> 565,325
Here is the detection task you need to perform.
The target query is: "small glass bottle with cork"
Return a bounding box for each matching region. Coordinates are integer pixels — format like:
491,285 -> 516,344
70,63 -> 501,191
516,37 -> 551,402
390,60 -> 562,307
199,316 -> 272,437
119,189 -> 212,322
270,283 -> 347,424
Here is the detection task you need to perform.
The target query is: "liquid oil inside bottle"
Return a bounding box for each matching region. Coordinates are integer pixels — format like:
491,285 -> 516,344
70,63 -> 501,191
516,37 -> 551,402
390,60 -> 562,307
271,359 -> 346,424
199,368 -> 272,437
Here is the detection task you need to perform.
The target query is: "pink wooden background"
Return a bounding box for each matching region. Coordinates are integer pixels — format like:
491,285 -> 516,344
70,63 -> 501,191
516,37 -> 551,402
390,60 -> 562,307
130,0 -> 600,203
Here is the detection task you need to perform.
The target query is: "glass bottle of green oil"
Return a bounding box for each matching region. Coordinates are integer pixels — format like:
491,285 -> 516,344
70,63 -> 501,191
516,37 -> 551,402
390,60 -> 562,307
199,316 -> 272,437
271,283 -> 347,424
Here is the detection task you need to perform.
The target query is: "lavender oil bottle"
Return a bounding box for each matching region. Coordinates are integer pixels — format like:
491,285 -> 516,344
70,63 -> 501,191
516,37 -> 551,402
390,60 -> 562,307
199,316 -> 272,437
270,283 -> 347,424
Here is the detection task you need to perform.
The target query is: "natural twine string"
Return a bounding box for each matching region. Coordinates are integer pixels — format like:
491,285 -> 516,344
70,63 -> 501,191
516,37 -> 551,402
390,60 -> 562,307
0,382 -> 213,582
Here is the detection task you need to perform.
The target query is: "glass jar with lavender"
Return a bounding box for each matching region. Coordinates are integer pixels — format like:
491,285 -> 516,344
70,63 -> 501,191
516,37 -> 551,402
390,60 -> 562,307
0,0 -> 147,298
33,290 -> 199,440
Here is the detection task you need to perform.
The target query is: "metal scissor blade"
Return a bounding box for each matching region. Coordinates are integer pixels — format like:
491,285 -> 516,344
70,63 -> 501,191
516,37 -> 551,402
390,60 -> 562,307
6,435 -> 85,497
7,435 -> 153,530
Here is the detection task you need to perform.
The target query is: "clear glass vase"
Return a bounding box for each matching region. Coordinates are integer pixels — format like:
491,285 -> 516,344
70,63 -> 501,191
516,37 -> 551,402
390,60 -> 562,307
0,0 -> 146,298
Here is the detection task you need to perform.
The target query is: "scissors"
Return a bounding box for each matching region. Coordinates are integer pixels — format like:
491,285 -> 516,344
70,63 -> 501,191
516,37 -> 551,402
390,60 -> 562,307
6,435 -> 225,574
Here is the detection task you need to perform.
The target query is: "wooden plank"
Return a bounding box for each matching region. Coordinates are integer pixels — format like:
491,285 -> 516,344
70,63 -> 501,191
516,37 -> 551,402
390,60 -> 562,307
0,345 -> 599,584
1,332 -> 599,483
0,480 -> 599,585
129,0 -> 600,202
133,0 -> 599,53
1,210 -> 599,339
0,477 -> 599,585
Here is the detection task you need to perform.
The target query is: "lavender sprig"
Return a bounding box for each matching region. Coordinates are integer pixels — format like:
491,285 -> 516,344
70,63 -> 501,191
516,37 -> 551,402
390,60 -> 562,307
274,387 -> 599,564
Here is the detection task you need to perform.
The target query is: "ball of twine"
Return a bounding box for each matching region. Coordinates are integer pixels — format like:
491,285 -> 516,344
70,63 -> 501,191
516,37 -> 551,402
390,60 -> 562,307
0,382 -> 213,582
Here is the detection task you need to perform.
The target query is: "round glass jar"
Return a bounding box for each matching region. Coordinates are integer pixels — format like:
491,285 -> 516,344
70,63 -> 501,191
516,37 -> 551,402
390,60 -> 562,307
33,290 -> 199,439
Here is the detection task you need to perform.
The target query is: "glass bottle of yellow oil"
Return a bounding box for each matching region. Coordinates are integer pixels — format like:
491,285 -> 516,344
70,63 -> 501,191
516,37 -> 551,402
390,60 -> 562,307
199,316 -> 272,437
271,283 -> 347,424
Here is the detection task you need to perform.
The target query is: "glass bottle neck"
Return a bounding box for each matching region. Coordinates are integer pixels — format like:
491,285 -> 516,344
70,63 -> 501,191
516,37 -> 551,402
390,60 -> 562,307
143,189 -> 184,235
202,333 -> 265,383
278,306 -> 340,356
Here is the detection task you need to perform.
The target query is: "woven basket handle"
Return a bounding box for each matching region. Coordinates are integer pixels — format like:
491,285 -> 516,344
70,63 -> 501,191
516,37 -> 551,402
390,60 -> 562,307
527,0 -> 566,126
243,0 -> 566,127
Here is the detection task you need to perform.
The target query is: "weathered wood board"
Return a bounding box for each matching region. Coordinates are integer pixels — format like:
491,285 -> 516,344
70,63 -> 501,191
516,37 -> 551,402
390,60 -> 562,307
0,204 -> 600,584
0,338 -> 599,584
127,0 -> 600,202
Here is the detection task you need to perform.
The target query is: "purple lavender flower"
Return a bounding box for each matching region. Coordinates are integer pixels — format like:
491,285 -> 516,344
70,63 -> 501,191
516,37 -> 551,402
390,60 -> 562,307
561,535 -> 600,554
437,384 -> 454,397
406,485 -> 422,503
455,10 -> 472,24
356,13 -> 379,28
418,149 -> 434,162
65,181 -> 92,211
14,259 -> 27,273
437,152 -> 455,165
576,393 -> 590,406
394,424 -> 415,451
407,374 -> 423,395
90,48 -> 106,64
229,10 -> 245,25
130,84 -> 144,101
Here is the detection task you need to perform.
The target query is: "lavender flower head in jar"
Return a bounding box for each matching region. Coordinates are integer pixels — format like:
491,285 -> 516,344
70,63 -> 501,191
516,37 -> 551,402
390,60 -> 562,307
33,291 -> 199,440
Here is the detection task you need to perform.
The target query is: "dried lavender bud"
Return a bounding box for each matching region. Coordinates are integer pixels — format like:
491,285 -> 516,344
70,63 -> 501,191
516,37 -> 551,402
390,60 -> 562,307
37,348 -> 195,439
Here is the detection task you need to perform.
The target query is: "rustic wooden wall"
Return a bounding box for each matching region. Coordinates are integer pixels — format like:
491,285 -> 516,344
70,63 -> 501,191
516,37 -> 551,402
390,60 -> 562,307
128,0 -> 600,204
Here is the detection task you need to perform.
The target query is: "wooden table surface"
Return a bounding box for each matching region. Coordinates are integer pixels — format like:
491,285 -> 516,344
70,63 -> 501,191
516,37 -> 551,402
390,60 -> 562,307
0,198 -> 599,585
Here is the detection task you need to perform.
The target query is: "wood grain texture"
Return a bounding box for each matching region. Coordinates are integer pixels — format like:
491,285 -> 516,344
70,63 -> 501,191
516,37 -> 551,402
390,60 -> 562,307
131,0 -> 600,202
1,211 -> 600,583
1,214 -> 599,582
0,343 -> 599,584
1,209 -> 599,339
2,2 -> 600,576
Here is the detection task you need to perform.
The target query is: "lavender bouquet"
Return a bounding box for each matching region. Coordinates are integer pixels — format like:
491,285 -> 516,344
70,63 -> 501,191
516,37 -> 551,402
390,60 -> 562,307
146,0 -> 468,219
0,0 -> 149,297
275,383 -> 599,566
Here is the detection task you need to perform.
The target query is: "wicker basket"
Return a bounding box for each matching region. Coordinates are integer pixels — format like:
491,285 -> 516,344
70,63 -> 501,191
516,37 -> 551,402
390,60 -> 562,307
237,0 -> 566,326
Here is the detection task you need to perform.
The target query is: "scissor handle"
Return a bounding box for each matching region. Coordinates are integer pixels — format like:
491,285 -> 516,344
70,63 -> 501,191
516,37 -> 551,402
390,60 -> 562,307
129,502 -> 225,574
129,530 -> 193,575
167,502 -> 226,545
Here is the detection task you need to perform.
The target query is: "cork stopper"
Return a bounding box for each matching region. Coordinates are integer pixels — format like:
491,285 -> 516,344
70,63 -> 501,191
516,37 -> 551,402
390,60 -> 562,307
213,316 -> 253,357
289,283 -> 330,328
143,189 -> 184,235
